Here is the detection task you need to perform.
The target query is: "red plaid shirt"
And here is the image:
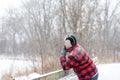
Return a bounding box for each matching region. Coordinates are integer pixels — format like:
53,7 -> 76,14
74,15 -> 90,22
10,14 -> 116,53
60,44 -> 98,80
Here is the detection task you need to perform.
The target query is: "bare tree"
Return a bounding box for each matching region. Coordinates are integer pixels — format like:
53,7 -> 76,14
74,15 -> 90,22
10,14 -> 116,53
21,0 -> 60,73
0,0 -> 120,75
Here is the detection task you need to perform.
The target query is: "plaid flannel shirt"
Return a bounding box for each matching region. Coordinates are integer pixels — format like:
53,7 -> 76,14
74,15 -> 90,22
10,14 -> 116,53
60,44 -> 98,80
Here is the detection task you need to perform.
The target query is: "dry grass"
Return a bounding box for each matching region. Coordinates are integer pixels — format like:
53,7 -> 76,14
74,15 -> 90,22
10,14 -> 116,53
98,54 -> 120,64
1,73 -> 12,80
43,55 -> 61,73
1,69 -> 34,80
1,55 -> 60,79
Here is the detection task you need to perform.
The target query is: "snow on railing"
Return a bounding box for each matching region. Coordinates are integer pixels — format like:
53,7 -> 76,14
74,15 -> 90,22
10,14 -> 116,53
92,56 -> 98,65
13,69 -> 69,80
31,69 -> 66,80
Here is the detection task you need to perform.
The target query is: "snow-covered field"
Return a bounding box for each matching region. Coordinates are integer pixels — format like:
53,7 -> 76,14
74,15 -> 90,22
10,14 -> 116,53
59,63 -> 120,80
0,56 -> 120,80
98,63 -> 120,80
0,56 -> 41,80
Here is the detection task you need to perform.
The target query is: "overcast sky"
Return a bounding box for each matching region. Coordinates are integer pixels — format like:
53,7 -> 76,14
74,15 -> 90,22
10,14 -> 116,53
0,0 -> 22,17
0,0 -> 119,17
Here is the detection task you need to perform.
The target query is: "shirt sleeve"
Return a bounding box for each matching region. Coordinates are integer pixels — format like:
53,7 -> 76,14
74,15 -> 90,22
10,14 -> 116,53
60,55 -> 77,70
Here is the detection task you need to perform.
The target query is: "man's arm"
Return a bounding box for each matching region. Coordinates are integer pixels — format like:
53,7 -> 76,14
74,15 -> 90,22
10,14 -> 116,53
60,55 -> 76,70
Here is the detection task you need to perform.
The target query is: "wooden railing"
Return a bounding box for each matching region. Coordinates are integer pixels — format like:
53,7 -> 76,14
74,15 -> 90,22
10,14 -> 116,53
32,69 -> 71,80
32,57 -> 98,80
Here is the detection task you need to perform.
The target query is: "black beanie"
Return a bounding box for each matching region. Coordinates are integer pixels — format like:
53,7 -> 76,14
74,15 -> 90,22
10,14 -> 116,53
65,34 -> 77,46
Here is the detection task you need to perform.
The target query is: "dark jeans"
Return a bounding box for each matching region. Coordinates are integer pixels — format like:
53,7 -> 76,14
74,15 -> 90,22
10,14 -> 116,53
89,73 -> 98,80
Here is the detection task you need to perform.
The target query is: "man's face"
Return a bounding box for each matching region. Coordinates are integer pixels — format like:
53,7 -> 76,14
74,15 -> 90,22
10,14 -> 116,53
64,40 -> 72,49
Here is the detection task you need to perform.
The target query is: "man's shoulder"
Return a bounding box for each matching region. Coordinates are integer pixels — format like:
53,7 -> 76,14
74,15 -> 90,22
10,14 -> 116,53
68,47 -> 81,58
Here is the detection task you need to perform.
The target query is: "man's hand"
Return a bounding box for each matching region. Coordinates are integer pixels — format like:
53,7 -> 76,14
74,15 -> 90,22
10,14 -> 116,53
61,46 -> 67,56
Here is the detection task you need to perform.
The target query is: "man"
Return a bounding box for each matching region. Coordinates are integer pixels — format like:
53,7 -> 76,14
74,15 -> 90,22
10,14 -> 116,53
60,34 -> 98,80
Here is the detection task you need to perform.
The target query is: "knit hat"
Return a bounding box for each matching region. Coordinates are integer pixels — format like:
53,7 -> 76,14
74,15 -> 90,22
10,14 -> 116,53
64,34 -> 77,46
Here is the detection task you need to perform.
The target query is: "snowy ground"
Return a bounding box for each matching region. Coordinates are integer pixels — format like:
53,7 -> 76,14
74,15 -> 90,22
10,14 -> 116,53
59,63 -> 120,80
14,73 -> 41,80
98,63 -> 120,80
0,56 -> 120,80
0,56 -> 41,80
